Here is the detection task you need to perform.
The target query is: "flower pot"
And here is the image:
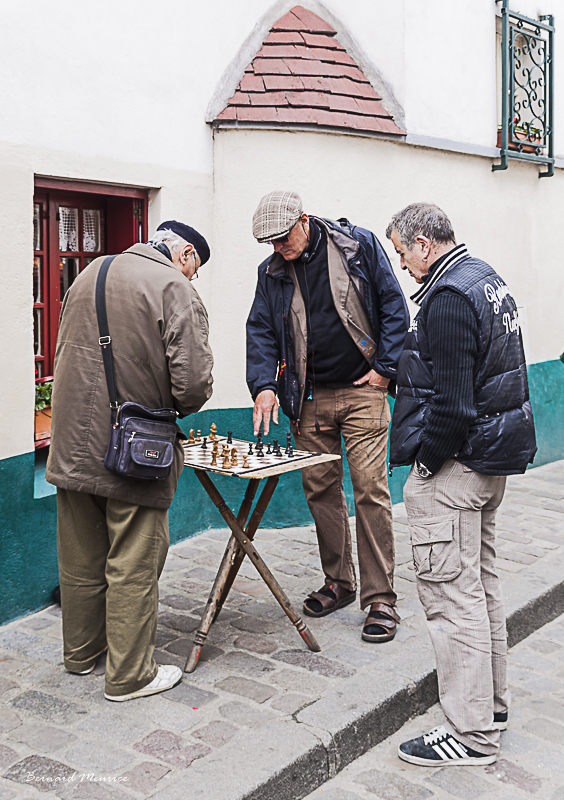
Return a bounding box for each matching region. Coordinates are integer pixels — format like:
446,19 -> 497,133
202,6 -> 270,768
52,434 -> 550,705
35,406 -> 52,442
497,128 -> 543,154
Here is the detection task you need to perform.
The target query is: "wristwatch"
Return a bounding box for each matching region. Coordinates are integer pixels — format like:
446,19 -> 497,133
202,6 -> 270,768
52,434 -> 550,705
415,460 -> 432,478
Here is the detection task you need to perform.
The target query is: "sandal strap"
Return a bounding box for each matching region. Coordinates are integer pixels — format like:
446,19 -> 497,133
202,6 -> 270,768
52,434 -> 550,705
367,603 -> 401,624
306,582 -> 353,611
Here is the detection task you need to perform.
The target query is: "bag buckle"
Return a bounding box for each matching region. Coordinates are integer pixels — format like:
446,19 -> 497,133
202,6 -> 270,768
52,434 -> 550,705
99,335 -> 111,346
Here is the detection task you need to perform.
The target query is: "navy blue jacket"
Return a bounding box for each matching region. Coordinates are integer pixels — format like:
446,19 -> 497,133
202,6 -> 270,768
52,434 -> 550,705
246,217 -> 409,425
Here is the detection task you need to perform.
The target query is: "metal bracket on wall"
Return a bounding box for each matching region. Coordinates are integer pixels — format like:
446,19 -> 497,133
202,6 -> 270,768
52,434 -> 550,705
493,0 -> 555,177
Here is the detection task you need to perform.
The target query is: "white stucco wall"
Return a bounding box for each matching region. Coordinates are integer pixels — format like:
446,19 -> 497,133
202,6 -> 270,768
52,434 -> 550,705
208,128 -> 563,410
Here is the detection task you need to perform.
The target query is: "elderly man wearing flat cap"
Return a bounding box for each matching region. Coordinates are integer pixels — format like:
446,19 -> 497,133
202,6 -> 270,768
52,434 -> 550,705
247,191 -> 409,642
47,221 -> 213,701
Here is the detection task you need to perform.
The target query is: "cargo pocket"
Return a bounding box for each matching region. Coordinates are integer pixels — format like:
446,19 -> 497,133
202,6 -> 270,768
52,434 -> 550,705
409,516 -> 462,582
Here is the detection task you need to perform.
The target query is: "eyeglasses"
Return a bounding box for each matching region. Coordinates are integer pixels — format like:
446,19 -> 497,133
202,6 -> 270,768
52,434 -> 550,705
267,220 -> 298,246
189,250 -> 201,281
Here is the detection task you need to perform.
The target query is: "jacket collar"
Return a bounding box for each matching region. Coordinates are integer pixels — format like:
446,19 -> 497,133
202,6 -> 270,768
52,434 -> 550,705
124,242 -> 179,271
411,244 -> 469,306
265,216 -> 360,279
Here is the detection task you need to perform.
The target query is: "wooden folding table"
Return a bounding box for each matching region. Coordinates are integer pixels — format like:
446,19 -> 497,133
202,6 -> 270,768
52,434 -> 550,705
182,435 -> 340,673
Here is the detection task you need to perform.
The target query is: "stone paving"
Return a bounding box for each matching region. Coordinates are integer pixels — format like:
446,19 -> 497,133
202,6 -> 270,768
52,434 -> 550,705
303,608 -> 564,800
0,459 -> 562,799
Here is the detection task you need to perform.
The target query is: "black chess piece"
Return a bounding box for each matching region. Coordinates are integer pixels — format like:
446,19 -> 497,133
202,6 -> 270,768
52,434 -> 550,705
288,445 -> 294,458
257,442 -> 264,457
272,439 -> 278,450
266,442 -> 272,454
227,431 -> 233,444
257,432 -> 263,445
248,443 -> 253,455
202,437 -> 207,450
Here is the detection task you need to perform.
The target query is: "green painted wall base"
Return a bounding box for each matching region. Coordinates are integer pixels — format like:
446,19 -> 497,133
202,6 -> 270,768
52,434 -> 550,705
1,359 -> 563,625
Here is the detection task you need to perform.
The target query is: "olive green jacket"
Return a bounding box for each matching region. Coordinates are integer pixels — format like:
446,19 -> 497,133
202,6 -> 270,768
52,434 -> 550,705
46,244 -> 213,509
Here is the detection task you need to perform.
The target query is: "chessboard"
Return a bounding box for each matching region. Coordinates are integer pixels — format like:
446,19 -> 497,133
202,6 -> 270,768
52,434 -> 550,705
182,425 -> 340,480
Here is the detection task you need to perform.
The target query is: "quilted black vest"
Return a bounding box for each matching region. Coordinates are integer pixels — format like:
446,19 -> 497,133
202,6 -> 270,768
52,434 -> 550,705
389,256 -> 537,475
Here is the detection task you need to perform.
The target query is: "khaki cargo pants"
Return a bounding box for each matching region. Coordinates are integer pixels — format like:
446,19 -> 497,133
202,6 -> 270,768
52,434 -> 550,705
404,459 -> 509,755
56,489 -> 169,697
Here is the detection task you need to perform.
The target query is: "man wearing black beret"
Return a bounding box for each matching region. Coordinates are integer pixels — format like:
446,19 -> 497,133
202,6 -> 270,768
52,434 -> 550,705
47,221 -> 213,701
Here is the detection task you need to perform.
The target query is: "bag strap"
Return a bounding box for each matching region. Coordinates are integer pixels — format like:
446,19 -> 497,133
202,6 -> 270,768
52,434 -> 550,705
95,255 -> 119,423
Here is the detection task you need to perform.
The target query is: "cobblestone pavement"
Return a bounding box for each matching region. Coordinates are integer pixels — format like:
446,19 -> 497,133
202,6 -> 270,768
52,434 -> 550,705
304,609 -> 564,800
0,460 -> 562,799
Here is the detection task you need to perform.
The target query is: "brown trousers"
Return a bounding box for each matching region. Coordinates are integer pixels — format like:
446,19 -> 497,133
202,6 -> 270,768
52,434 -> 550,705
56,489 -> 169,696
404,460 -> 508,755
293,385 -> 395,609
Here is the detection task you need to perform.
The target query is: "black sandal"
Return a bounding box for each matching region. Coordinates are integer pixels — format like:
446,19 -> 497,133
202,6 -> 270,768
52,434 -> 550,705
303,582 -> 356,618
362,603 -> 400,643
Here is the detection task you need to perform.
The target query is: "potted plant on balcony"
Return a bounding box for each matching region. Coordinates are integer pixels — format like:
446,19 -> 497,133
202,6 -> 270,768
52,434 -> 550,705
35,379 -> 53,445
497,122 -> 544,154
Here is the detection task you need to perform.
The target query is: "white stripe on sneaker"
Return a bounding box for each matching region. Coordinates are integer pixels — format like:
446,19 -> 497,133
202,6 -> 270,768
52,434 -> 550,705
440,741 -> 459,759
431,744 -> 449,760
449,738 -> 468,758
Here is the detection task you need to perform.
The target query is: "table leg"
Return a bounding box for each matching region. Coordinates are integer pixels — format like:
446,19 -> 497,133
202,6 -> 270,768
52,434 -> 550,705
184,479 -> 259,673
212,475 -> 277,622
193,471 -> 320,654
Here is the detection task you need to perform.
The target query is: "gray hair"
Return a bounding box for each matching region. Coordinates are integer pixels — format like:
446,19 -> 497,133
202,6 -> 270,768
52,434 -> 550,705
385,203 -> 456,249
147,229 -> 200,265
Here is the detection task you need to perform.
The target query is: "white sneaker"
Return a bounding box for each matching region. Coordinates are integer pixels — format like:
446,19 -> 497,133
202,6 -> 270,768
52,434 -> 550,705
104,665 -> 182,702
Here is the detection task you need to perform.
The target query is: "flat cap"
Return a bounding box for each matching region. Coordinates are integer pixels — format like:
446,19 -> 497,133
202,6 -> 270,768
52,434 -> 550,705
252,191 -> 303,243
157,220 -> 210,265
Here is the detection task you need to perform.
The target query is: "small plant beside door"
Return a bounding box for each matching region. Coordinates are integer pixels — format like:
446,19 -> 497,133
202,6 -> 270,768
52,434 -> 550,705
35,378 -> 53,446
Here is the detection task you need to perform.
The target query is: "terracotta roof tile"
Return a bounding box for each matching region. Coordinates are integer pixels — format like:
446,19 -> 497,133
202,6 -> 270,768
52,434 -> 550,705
214,5 -> 404,136
265,31 -> 305,45
239,74 -> 265,92
272,8 -> 334,33
263,75 -> 306,91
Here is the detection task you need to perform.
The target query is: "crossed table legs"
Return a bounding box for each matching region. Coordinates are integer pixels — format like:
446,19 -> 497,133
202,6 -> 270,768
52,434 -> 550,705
184,470 -> 320,673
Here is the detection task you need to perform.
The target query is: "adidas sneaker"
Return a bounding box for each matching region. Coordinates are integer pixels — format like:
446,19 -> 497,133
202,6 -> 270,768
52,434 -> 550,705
398,725 -> 498,766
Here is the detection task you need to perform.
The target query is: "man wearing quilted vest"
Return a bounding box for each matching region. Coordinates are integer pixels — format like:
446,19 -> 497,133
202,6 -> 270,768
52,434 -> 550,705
386,203 -> 536,766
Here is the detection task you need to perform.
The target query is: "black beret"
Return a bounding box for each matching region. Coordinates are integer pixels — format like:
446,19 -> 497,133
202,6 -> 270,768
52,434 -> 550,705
157,220 -> 210,265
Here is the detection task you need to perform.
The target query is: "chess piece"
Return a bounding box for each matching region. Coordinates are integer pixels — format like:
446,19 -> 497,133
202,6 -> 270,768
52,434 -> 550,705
211,451 -> 218,466
188,429 -> 195,444
256,432 -> 263,446
210,423 -> 217,441
196,430 -> 201,442
248,443 -> 253,455
286,433 -> 292,454
201,437 -> 207,450
212,440 -> 219,454
227,431 -> 233,444
231,448 -> 238,466
243,454 -> 249,468
222,444 -> 229,458
222,454 -> 230,469
288,446 -> 294,458
266,442 -> 272,454
275,447 -> 283,458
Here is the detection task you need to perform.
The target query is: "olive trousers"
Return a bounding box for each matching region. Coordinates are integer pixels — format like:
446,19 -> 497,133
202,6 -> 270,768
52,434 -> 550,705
56,488 -> 169,697
293,384 -> 396,609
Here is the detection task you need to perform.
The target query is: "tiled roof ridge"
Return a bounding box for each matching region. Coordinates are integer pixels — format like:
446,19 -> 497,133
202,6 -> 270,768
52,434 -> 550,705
214,5 -> 405,137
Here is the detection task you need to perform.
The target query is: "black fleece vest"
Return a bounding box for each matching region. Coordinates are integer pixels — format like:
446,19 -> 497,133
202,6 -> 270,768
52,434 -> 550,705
389,256 -> 537,475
